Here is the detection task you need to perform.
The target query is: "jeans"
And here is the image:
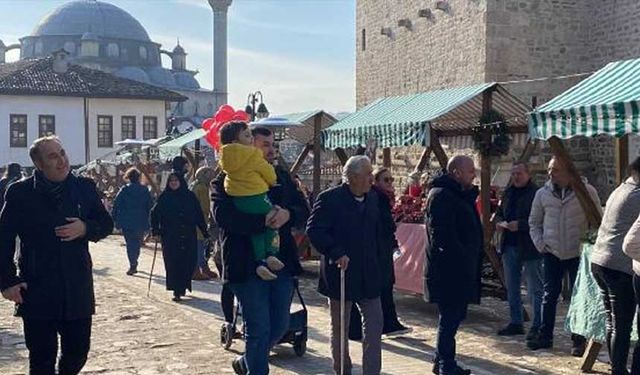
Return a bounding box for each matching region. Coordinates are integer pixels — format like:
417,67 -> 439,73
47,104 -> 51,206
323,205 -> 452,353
329,297 -> 383,375
631,274 -> 640,374
23,317 -> 92,375
229,271 -> 294,374
540,253 -> 585,346
196,239 -> 207,269
502,246 -> 544,328
591,263 -> 634,375
122,229 -> 144,269
436,302 -> 468,374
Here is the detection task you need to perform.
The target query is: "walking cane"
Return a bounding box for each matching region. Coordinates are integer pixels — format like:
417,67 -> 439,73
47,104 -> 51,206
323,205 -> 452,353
147,237 -> 159,297
340,266 -> 346,375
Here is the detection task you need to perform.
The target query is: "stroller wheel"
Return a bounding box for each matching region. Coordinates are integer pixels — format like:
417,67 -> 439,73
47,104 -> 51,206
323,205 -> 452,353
293,336 -> 307,357
220,323 -> 233,350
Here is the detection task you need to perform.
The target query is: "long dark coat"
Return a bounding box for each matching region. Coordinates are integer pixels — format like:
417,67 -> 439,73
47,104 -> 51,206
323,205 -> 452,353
424,174 -> 483,305
151,184 -> 207,293
307,184 -> 383,302
372,185 -> 400,288
0,172 -> 113,320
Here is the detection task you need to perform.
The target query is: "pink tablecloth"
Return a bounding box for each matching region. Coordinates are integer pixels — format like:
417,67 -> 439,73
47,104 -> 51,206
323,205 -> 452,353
393,223 -> 428,295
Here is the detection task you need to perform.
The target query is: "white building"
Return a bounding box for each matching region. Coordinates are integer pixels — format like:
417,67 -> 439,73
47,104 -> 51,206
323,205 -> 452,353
0,50 -> 186,167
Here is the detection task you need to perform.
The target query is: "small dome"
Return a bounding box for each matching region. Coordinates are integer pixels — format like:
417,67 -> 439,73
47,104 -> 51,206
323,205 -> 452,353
173,72 -> 200,89
172,44 -> 185,55
116,66 -> 150,84
147,66 -> 176,87
33,0 -> 151,42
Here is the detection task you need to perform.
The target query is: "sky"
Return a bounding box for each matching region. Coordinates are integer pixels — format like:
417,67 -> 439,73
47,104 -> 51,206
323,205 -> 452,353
0,0 -> 356,114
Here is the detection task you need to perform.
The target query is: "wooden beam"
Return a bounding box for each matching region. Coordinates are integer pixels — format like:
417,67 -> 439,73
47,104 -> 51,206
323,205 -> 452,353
433,125 -> 529,137
290,144 -> 312,175
518,138 -> 539,163
334,148 -> 348,166
355,146 -> 366,155
548,137 -> 602,227
615,135 -> 629,185
430,132 -> 449,169
382,148 -> 391,168
313,114 -> 322,195
414,147 -> 432,173
580,340 -> 603,372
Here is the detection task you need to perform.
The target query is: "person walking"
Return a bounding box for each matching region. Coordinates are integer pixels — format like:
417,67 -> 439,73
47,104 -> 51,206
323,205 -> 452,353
349,167 -> 411,341
425,155 -> 483,375
622,184 -> 640,374
307,155 -> 384,375
212,125 -> 309,374
0,162 -> 22,208
492,162 -> 543,341
112,167 -> 153,276
0,136 -> 113,374
591,157 -> 640,375
151,172 -> 208,302
190,166 -> 218,280
527,157 -> 601,355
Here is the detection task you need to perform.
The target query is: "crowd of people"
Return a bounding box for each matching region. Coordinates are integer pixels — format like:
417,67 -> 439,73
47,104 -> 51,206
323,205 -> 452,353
4,123 -> 640,375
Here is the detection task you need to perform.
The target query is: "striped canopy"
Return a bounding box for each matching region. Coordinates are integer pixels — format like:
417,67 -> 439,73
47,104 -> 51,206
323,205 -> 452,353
528,58 -> 640,140
322,82 -> 529,150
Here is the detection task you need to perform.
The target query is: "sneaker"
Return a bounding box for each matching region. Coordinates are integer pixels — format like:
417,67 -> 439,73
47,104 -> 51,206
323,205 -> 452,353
432,362 -> 471,375
265,256 -> 284,271
256,265 -> 277,280
384,324 -> 413,337
526,327 -> 539,342
232,356 -> 248,375
126,266 -> 137,276
527,336 -> 552,350
571,342 -> 586,357
497,323 -> 525,336
172,295 -> 181,302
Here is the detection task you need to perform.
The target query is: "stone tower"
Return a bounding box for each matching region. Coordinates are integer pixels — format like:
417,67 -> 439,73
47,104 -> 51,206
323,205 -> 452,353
208,0 -> 232,105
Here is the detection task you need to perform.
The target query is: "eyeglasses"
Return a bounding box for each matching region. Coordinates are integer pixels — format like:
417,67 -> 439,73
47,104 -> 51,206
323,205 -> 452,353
383,177 -> 395,183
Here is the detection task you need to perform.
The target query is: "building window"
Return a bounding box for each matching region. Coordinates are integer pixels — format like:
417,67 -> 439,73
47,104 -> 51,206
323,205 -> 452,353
38,115 -> 55,137
362,29 -> 366,51
121,116 -> 136,140
107,43 -> 119,58
139,46 -> 148,60
143,116 -> 158,140
97,115 -> 113,148
34,40 -> 43,55
9,114 -> 27,148
63,41 -> 76,54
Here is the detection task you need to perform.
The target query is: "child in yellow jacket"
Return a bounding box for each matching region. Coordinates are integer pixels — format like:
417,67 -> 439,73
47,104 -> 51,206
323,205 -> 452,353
218,121 -> 284,280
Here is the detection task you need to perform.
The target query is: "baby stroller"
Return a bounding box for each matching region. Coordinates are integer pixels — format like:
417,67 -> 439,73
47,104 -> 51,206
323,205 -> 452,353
220,278 -> 308,357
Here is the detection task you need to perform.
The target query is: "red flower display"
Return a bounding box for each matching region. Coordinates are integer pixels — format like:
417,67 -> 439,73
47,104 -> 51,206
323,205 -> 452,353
392,194 -> 426,223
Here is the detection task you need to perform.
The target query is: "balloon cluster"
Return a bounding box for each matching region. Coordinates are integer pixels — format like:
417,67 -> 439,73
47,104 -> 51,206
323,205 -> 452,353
202,104 -> 249,151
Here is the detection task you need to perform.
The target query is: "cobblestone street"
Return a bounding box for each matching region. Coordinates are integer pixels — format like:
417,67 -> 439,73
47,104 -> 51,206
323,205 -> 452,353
1,236 -> 609,374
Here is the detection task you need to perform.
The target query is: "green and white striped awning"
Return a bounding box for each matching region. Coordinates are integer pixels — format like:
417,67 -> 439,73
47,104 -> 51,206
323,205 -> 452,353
322,82 -> 529,150
157,128 -> 205,159
528,58 -> 640,140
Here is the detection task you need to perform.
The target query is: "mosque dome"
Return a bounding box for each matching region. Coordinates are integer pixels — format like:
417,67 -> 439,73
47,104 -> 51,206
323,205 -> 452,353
173,72 -> 200,89
116,66 -> 150,84
32,0 -> 151,42
147,66 -> 176,87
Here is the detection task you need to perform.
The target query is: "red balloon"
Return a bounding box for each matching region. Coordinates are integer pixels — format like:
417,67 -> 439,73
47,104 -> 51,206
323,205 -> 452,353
202,118 -> 215,131
205,128 -> 220,151
232,110 -> 249,122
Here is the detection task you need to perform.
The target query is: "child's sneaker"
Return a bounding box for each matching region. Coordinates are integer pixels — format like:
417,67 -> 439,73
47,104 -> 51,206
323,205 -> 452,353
265,256 -> 284,271
256,265 -> 277,281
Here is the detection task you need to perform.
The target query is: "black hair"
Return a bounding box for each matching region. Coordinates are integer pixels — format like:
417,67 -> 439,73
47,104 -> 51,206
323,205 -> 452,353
124,167 -> 141,183
629,156 -> 640,176
4,163 -> 21,178
251,126 -> 272,138
220,121 -> 248,145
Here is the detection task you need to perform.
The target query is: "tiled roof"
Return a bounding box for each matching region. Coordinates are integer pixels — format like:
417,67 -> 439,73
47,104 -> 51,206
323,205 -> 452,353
0,57 -> 187,102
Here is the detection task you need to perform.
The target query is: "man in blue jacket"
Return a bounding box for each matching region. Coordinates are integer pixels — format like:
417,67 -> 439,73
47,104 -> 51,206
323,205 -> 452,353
0,136 -> 113,375
307,155 -> 384,375
425,155 -> 483,375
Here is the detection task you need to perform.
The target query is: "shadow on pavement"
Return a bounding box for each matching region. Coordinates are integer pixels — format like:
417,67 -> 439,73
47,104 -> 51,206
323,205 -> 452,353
0,327 -> 25,368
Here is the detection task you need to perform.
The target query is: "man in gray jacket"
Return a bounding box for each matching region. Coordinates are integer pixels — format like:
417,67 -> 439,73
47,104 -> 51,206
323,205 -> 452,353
527,157 -> 601,355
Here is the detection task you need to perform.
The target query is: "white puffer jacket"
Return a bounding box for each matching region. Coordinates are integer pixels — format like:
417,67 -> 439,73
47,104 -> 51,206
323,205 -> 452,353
529,180 -> 601,260
623,213 -> 640,275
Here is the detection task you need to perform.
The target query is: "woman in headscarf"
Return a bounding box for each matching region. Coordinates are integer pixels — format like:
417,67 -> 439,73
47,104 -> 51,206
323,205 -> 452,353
190,166 -> 218,280
151,172 -> 209,301
112,167 -> 153,276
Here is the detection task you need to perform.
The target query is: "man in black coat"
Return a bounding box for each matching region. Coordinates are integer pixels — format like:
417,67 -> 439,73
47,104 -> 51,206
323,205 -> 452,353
425,155 -> 482,375
307,155 -> 384,375
211,126 -> 309,375
0,136 -> 113,375
492,162 -> 543,340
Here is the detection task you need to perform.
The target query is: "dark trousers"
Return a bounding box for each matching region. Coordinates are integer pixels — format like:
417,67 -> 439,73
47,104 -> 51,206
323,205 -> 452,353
23,317 -> 92,375
436,302 -> 468,374
122,229 -> 144,269
630,274 -> 640,374
592,263 -> 634,375
349,283 -> 403,339
221,283 -> 235,324
540,253 -> 585,346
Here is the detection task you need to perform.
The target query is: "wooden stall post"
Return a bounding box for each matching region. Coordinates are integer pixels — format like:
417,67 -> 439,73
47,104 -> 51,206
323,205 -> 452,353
382,148 -> 391,168
312,113 -> 322,197
414,147 -> 433,173
334,148 -> 349,166
290,144 -> 312,175
616,135 -> 629,185
430,132 -> 449,169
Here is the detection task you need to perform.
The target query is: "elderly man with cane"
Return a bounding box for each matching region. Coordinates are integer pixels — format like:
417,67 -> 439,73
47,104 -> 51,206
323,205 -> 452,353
307,155 -> 384,375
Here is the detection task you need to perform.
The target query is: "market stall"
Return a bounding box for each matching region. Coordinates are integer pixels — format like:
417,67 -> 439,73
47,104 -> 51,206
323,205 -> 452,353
527,57 -> 640,370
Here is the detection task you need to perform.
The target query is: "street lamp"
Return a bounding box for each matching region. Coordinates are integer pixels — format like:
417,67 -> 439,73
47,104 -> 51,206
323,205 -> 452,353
245,91 -> 269,121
